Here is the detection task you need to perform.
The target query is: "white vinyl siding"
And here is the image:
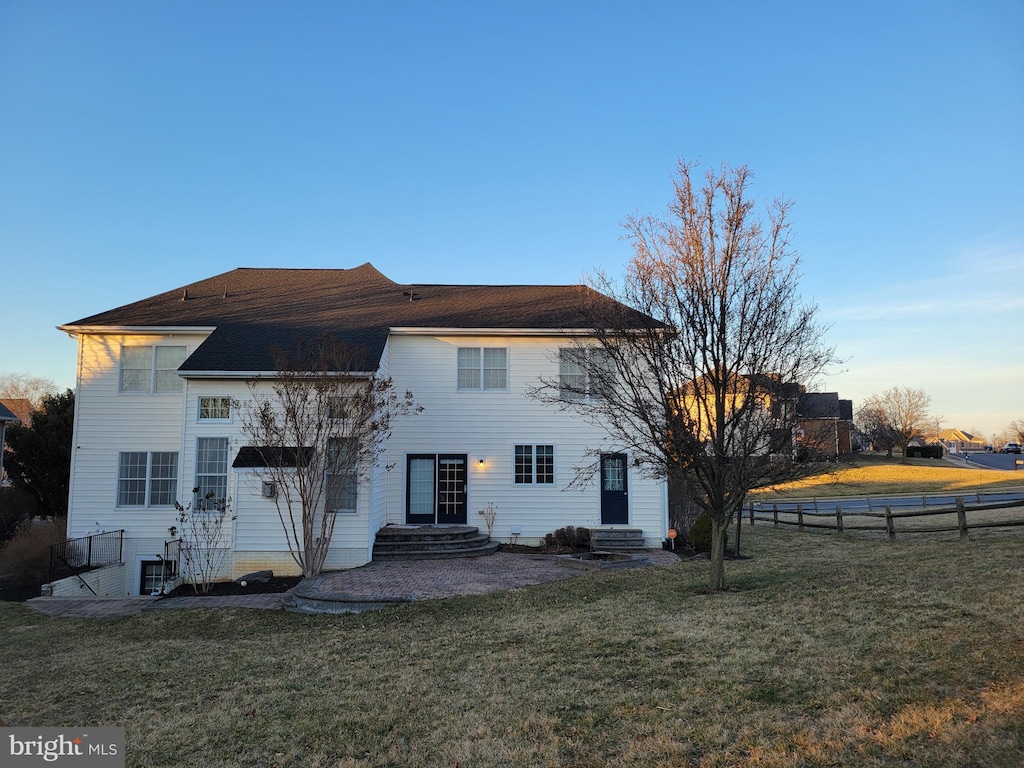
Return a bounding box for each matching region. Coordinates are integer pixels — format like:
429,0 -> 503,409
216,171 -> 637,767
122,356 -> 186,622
457,347 -> 507,391
384,334 -> 665,545
120,345 -> 187,393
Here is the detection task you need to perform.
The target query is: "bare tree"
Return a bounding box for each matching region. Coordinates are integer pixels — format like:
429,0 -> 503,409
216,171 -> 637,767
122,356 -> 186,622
533,160 -> 837,590
1008,419 -> 1024,445
856,387 -> 935,461
236,335 -> 419,578
0,373 -> 58,412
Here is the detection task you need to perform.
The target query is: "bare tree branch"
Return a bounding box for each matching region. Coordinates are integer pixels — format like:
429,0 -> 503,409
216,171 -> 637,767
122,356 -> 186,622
530,159 -> 838,590
236,334 -> 420,577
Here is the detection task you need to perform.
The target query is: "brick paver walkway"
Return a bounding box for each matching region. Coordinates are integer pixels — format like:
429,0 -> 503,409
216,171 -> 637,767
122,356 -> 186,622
24,550 -> 680,618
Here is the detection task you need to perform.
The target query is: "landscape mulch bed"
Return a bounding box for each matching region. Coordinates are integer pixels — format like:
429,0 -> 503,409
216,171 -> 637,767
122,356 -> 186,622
166,575 -> 303,598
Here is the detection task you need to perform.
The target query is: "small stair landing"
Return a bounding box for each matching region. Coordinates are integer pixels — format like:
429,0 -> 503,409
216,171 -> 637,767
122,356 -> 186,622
591,527 -> 647,553
372,524 -> 499,561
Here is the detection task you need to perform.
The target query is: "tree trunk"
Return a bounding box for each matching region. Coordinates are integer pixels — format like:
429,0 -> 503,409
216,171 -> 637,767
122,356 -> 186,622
709,518 -> 727,590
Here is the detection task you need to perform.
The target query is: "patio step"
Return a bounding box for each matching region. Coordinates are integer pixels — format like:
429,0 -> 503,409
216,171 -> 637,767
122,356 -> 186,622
372,525 -> 499,561
591,527 -> 646,552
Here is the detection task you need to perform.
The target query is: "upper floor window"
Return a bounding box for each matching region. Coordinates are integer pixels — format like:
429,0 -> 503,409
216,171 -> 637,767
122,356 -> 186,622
120,345 -> 187,393
198,396 -> 231,421
117,451 -> 179,507
457,347 -> 508,391
558,347 -> 613,401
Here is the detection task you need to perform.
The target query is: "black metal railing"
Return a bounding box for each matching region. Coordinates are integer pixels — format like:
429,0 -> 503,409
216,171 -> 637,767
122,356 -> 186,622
162,538 -> 181,584
48,530 -> 124,582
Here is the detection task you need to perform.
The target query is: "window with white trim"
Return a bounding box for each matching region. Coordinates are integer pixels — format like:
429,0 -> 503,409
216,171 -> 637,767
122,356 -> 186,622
117,451 -> 179,507
457,347 -> 508,391
558,347 -> 614,401
120,345 -> 187,393
514,444 -> 554,485
198,396 -> 231,421
325,437 -> 358,513
194,437 -> 229,511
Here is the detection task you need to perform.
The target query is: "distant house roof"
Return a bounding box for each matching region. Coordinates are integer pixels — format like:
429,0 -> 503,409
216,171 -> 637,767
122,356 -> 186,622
61,263 -> 650,374
0,401 -> 18,423
798,392 -> 840,419
0,399 -> 28,423
939,429 -> 981,443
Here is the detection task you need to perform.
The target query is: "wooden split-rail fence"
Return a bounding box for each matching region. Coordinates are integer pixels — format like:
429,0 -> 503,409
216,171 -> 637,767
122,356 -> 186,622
744,494 -> 1024,540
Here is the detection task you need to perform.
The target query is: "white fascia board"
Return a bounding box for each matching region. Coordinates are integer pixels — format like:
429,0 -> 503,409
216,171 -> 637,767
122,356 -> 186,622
57,324 -> 217,338
388,327 -> 596,337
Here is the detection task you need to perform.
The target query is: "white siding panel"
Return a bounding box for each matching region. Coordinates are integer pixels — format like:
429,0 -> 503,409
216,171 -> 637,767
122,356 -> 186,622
385,335 -> 666,545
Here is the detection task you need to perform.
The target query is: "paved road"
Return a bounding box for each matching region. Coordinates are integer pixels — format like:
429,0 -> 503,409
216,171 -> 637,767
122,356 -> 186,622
966,453 -> 1024,471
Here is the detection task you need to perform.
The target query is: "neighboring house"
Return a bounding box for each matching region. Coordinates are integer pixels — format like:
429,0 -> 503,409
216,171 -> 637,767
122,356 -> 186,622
795,392 -> 854,458
0,398 -> 32,426
56,264 -> 667,596
932,429 -> 984,454
0,401 -> 19,486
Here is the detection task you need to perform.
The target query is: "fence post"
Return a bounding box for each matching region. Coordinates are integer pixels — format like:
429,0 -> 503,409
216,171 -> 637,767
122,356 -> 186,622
773,504 -> 778,528
87,534 -> 93,569
867,496 -> 873,512
749,502 -> 755,526
735,506 -> 742,557
797,504 -> 804,532
956,497 -> 968,540
813,497 -> 819,514
885,506 -> 895,541
835,504 -> 843,533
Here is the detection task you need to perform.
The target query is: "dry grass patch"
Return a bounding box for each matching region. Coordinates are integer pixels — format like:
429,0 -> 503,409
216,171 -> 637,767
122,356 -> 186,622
2,526 -> 1023,767
755,453 -> 1024,499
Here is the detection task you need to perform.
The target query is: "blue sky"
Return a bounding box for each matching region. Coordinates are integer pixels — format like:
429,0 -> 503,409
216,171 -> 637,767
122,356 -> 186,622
1,1 -> 1021,438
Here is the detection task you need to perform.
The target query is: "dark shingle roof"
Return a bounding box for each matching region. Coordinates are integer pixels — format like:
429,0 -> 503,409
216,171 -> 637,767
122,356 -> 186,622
798,392 -> 840,419
64,263 -> 642,373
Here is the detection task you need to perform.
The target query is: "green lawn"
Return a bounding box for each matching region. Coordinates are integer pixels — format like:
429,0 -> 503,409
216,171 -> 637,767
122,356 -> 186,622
2,525 -> 1023,767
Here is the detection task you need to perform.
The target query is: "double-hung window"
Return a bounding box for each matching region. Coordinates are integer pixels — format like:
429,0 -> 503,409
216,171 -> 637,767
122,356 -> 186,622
558,347 -> 614,401
117,451 -> 179,507
325,437 -> 358,513
195,437 -> 229,511
120,345 -> 187,393
457,347 -> 508,391
514,444 -> 554,485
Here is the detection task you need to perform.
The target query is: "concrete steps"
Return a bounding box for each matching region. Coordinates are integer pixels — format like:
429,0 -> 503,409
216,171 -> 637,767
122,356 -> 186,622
372,524 -> 499,561
591,527 -> 646,553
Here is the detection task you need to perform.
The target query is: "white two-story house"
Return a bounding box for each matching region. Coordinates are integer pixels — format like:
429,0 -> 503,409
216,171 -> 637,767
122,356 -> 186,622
55,264 -> 667,596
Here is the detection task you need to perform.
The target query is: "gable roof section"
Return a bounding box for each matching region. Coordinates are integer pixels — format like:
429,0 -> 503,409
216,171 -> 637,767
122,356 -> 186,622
62,263 -> 646,373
